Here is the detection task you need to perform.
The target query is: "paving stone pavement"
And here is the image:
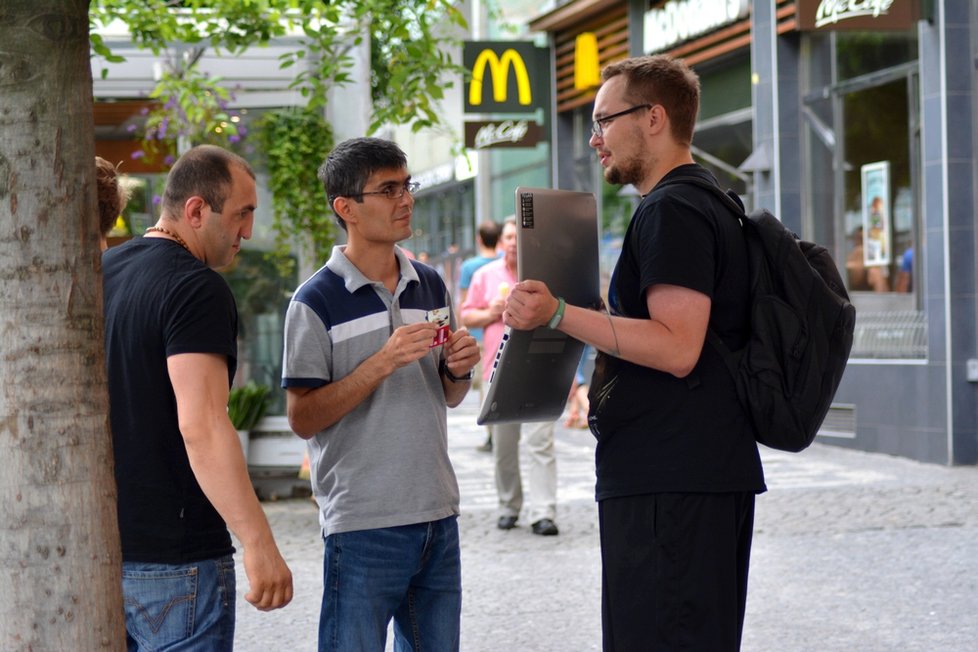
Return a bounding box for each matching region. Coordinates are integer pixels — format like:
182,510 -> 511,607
233,390 -> 978,651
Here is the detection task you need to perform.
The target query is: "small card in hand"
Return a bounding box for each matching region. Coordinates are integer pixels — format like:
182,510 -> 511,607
426,307 -> 450,347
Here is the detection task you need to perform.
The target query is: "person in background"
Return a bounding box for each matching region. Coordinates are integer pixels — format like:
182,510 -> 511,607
282,137 -> 479,651
564,344 -> 593,429
95,156 -> 130,250
503,55 -> 765,650
895,246 -> 913,293
459,220 -> 502,305
459,219 -> 502,452
103,145 -> 293,651
462,218 -> 560,537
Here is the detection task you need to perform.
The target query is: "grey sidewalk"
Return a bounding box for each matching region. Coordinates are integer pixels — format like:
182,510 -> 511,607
234,390 -> 978,651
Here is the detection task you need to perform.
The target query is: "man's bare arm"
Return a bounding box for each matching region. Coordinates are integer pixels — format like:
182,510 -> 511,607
168,353 -> 293,611
460,297 -> 504,329
505,280 -> 710,378
287,321 -> 439,437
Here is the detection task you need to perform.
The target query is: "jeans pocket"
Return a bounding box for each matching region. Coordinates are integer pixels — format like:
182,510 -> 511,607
122,564 -> 198,649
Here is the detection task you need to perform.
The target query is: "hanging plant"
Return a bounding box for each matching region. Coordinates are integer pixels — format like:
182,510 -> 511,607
133,53 -> 245,165
255,107 -> 335,275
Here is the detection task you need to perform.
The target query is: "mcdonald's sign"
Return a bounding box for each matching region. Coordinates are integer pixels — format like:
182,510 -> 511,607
464,41 -> 549,114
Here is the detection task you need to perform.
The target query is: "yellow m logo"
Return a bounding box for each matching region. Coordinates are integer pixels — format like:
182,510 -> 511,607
469,48 -> 532,107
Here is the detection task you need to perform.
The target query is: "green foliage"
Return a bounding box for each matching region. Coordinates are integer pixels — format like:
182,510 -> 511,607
90,0 -> 467,135
221,248 -> 297,331
601,180 -> 636,236
90,0 -> 468,263
140,62 -> 241,164
364,1 -> 468,134
227,381 -> 271,431
254,108 -> 335,273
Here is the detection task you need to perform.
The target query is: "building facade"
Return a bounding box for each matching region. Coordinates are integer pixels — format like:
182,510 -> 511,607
530,0 -> 978,465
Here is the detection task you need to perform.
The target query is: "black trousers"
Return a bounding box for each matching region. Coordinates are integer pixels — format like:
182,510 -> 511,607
599,492 -> 755,652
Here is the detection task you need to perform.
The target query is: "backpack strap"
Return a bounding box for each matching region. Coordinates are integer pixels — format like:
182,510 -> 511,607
657,174 -> 747,224
655,174 -> 747,381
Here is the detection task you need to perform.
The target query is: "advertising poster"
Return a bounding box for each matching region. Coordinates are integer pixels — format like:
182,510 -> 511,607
861,161 -> 891,266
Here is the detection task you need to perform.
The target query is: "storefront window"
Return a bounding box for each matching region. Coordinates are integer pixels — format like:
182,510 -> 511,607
693,56 -> 753,198
836,31 -> 917,81
803,31 -> 923,359
408,181 -> 476,296
841,79 -> 915,295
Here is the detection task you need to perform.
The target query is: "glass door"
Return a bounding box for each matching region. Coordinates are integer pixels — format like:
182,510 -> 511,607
802,31 -> 923,358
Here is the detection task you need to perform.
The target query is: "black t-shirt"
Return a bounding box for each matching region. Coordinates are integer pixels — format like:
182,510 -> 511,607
590,164 -> 766,499
103,238 -> 237,563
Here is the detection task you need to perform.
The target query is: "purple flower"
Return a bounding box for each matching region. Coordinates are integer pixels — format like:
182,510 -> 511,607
163,154 -> 176,166
131,150 -> 145,160
152,195 -> 162,205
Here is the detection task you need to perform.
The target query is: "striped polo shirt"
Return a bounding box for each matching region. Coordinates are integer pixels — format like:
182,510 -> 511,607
282,245 -> 460,536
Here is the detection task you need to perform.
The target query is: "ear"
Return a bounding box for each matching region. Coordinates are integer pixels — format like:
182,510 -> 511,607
647,104 -> 668,136
184,196 -> 207,228
332,196 -> 358,228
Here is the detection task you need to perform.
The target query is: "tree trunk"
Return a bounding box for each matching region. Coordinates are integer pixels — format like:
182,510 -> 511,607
0,1 -> 126,649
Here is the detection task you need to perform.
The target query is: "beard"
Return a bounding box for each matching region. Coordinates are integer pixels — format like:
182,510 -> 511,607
604,155 -> 646,187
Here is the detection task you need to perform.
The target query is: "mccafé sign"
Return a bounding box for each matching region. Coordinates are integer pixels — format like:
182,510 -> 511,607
464,119 -> 543,150
463,41 -> 549,113
797,0 -> 926,31
463,41 -> 549,149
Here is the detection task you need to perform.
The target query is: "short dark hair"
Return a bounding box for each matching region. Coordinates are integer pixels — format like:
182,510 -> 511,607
318,137 -> 408,231
601,55 -> 700,147
477,220 -> 502,249
161,145 -> 255,220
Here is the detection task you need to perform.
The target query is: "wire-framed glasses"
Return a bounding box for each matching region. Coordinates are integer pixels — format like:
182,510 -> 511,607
357,181 -> 421,200
591,104 -> 653,138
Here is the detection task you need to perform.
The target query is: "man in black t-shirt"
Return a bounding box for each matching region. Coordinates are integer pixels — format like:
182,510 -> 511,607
103,145 -> 292,650
504,56 -> 765,651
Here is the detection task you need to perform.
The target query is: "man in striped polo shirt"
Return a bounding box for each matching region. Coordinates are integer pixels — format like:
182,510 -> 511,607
282,137 -> 480,651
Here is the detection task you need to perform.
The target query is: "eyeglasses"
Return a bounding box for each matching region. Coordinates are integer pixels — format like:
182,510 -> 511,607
591,104 -> 652,138
357,181 -> 421,201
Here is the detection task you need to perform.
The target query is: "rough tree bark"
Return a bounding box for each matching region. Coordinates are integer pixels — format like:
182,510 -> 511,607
0,1 -> 125,648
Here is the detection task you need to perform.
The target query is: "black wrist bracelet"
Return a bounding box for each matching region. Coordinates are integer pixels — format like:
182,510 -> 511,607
444,366 -> 474,382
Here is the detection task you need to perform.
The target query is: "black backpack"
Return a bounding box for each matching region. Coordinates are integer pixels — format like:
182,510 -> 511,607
662,176 -> 856,452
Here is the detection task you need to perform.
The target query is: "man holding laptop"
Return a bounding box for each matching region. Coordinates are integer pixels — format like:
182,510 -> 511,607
503,55 -> 765,651
461,217 -> 560,537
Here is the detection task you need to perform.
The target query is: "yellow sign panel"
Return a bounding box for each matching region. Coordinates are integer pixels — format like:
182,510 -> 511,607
468,48 -> 532,107
574,33 -> 600,91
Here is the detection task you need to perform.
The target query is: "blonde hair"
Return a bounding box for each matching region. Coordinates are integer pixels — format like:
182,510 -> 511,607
95,157 -> 130,237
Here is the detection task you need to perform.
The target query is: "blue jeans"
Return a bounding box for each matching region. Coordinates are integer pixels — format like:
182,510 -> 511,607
319,516 -> 461,652
122,555 -> 236,652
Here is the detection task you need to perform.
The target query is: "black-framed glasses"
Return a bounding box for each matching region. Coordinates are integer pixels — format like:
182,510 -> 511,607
357,181 -> 421,201
591,104 -> 652,138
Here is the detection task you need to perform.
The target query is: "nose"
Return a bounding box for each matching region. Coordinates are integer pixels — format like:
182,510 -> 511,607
241,214 -> 255,240
589,132 -> 602,148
